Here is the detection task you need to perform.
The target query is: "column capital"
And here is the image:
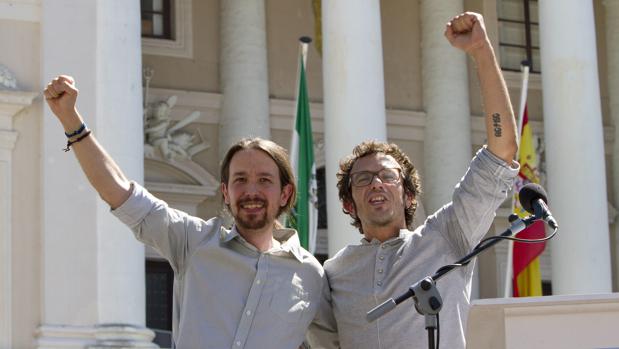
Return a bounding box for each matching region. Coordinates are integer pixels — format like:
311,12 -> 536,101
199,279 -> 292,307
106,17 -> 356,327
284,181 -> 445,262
0,90 -> 38,129
0,130 -> 18,151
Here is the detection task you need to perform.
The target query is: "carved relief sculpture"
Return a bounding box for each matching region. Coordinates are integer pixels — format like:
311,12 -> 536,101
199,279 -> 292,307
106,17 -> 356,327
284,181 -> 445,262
0,64 -> 18,90
143,67 -> 209,160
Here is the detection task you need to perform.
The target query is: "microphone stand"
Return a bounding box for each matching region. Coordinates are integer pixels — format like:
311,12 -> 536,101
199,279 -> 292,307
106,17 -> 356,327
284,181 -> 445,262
366,215 -> 540,349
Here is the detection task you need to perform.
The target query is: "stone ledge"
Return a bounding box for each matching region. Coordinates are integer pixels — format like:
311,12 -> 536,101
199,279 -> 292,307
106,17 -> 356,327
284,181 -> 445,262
35,323 -> 158,349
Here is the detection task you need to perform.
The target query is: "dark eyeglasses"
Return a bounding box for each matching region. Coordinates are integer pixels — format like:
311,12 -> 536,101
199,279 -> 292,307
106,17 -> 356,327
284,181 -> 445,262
349,168 -> 402,187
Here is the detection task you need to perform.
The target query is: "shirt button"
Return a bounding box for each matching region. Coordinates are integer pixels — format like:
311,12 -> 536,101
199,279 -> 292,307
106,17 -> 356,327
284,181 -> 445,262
377,281 -> 383,286
246,310 -> 252,316
381,245 -> 386,249
236,341 -> 241,346
379,255 -> 384,260
378,269 -> 383,273
256,279 -> 261,285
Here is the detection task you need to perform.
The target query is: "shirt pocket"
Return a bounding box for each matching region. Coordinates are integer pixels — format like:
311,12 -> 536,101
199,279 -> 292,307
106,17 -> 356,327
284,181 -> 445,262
269,274 -> 310,323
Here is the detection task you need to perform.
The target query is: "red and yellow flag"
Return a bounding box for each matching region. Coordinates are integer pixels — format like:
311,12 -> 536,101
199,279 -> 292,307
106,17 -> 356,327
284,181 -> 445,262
512,106 -> 545,297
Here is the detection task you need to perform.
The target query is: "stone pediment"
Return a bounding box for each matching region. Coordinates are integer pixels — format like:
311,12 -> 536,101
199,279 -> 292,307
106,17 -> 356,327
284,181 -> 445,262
144,151 -> 219,206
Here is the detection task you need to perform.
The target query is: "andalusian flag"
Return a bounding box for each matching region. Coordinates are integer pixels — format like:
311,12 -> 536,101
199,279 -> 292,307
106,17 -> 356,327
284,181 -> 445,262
512,106 -> 546,297
289,37 -> 318,253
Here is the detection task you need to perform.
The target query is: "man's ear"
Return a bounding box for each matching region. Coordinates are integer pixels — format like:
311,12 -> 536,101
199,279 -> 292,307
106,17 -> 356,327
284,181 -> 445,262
221,183 -> 230,205
406,192 -> 415,209
280,183 -> 293,207
343,200 -> 356,218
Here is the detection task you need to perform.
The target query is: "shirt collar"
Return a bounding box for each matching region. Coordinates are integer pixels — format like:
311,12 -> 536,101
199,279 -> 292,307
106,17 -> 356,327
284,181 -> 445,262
273,228 -> 305,262
360,229 -> 411,245
220,225 -> 304,263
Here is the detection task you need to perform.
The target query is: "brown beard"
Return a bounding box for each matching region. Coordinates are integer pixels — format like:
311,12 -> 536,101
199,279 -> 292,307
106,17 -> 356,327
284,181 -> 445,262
235,211 -> 269,230
233,198 -> 271,230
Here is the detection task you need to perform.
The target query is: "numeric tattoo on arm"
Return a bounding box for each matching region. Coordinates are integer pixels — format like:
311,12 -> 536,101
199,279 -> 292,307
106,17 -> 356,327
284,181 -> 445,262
492,113 -> 502,137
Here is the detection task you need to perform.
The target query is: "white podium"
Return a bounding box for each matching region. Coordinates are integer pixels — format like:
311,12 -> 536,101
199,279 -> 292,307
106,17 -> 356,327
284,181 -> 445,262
467,293 -> 619,349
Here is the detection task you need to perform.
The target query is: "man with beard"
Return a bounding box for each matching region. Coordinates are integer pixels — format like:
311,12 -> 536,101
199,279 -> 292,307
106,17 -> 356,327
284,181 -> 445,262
307,12 -> 519,349
44,76 -> 324,349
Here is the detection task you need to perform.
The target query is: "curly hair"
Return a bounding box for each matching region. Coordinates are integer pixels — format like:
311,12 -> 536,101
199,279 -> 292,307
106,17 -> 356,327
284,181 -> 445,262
337,140 -> 421,233
220,137 -> 297,217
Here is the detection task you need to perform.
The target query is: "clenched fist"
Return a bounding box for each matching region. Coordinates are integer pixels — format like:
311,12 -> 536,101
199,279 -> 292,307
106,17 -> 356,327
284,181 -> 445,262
44,75 -> 83,132
444,12 -> 490,55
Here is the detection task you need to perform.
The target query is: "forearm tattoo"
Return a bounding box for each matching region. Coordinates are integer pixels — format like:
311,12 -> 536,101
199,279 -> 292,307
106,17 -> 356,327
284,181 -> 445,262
492,113 -> 502,137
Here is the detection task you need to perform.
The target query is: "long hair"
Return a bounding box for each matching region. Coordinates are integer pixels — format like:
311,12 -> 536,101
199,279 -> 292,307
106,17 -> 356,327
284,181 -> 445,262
220,137 -> 297,217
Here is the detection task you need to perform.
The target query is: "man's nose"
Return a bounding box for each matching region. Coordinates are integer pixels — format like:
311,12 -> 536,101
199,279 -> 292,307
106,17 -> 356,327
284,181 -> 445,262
244,181 -> 260,194
370,174 -> 385,188
245,184 -> 257,194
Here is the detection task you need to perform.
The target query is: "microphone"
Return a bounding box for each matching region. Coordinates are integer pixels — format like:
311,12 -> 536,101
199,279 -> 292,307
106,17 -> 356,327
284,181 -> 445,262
519,183 -> 558,229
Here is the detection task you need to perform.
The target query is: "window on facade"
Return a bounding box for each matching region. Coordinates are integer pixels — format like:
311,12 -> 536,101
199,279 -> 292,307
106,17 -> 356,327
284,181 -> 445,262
141,0 -> 173,39
542,280 -> 552,296
146,260 -> 174,348
317,167 -> 328,230
314,167 -> 329,264
498,0 -> 540,73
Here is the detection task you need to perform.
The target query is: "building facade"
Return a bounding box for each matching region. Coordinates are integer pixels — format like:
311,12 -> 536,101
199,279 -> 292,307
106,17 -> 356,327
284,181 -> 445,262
0,0 -> 618,347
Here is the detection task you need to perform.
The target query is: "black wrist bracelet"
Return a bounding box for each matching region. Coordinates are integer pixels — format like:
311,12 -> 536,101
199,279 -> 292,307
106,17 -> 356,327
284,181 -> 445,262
63,130 -> 92,152
65,123 -> 86,138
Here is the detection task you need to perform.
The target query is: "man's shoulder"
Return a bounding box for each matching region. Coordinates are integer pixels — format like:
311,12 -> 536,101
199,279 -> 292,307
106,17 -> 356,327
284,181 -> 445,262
186,216 -> 226,247
323,243 -> 367,275
297,248 -> 325,274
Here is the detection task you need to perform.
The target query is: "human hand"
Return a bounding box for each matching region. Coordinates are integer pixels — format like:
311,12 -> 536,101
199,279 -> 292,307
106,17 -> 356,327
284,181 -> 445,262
444,12 -> 489,55
44,75 -> 83,128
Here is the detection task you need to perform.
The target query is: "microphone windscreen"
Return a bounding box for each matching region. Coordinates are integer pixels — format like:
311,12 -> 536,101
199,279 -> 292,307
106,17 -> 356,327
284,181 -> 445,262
519,183 -> 548,214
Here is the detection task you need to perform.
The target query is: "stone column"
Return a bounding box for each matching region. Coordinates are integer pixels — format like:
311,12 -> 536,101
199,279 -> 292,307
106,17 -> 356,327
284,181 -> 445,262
0,89 -> 37,349
540,0 -> 612,294
219,0 -> 270,160
420,0 -> 479,298
604,0 -> 619,291
420,0 -> 472,214
322,0 -> 388,256
36,0 -> 155,347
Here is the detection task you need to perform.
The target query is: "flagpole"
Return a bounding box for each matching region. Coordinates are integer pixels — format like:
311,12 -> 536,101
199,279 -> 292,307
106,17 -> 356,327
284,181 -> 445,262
290,37 -> 312,175
300,36 -> 310,69
503,61 -> 530,297
516,63 -> 530,139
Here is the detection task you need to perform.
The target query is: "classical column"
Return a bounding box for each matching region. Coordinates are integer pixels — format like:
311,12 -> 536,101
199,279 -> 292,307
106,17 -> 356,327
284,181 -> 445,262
420,0 -> 479,298
219,0 -> 270,160
322,0 -> 388,256
420,0 -> 471,214
0,89 -> 37,349
604,0 -> 619,291
36,0 -> 155,347
540,0 -> 612,294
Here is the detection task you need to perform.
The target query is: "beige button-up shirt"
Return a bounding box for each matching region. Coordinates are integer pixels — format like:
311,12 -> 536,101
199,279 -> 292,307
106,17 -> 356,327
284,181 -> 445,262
113,183 -> 325,349
307,147 -> 518,349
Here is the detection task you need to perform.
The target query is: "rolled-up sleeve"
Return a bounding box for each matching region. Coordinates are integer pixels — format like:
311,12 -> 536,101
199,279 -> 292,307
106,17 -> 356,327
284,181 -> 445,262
424,147 -> 519,256
111,182 -> 196,274
451,147 -> 519,250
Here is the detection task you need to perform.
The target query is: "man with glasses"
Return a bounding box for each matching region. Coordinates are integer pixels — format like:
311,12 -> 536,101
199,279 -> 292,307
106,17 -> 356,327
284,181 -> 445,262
307,12 -> 519,349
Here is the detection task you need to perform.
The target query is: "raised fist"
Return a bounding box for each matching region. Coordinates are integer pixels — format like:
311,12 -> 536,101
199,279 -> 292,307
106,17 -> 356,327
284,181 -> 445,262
444,12 -> 489,54
44,75 -> 80,123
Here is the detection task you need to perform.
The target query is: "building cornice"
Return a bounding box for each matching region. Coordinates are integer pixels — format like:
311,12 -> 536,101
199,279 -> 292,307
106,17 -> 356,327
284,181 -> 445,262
0,0 -> 41,22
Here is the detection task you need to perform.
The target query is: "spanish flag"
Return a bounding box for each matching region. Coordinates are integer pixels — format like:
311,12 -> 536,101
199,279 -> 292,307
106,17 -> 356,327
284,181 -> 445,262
512,106 -> 546,297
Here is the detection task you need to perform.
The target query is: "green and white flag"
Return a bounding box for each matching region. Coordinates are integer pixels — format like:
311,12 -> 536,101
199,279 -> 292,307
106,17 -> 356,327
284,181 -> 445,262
290,38 -> 318,253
